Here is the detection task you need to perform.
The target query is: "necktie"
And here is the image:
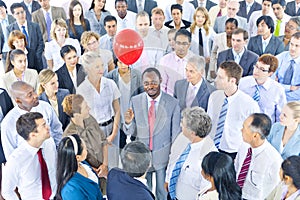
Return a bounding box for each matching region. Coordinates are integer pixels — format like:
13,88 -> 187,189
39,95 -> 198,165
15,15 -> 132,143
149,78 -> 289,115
274,19 -> 282,37
235,54 -> 241,64
214,98 -> 228,148
282,60 -> 295,85
252,85 -> 260,102
46,12 -> 52,42
37,149 -> 52,200
246,3 -> 251,14
169,144 -> 191,199
186,85 -> 197,107
199,28 -> 204,56
262,40 -> 267,52
148,100 -> 155,150
21,25 -> 29,47
137,0 -> 143,12
237,148 -> 252,188
217,9 -> 222,17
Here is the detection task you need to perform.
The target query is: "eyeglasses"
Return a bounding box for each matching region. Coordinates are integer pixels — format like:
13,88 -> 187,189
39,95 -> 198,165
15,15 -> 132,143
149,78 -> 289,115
14,10 -> 25,15
87,40 -> 98,46
285,24 -> 297,31
254,64 -> 269,72
175,41 -> 190,46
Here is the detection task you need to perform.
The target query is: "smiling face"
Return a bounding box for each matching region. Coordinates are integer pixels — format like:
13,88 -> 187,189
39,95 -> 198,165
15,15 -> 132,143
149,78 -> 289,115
285,20 -> 299,38
12,37 -> 26,51
262,0 -> 272,15
43,74 -> 59,95
15,84 -> 39,111
85,36 -> 100,52
62,50 -> 78,69
94,0 -> 105,11
279,105 -> 297,127
143,71 -> 161,99
195,10 -> 206,27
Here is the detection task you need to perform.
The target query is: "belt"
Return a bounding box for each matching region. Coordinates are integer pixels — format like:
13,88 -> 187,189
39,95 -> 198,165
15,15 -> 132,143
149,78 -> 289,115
99,118 -> 113,127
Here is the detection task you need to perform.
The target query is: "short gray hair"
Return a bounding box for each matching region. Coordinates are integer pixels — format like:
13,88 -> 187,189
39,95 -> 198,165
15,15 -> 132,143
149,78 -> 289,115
290,17 -> 300,31
182,107 -> 212,138
136,11 -> 149,20
80,51 -> 102,69
187,55 -> 205,73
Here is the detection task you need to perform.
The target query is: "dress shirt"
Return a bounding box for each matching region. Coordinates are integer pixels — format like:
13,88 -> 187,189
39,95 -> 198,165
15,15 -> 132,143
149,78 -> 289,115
168,20 -> 186,29
159,51 -> 194,95
44,38 -> 81,71
1,16 -> 9,52
207,90 -> 260,153
235,141 -> 282,200
248,11 -> 276,37
24,2 -> 32,13
146,92 -> 162,111
17,21 -> 29,37
239,76 -> 286,123
116,10 -> 136,32
274,14 -> 291,37
276,51 -> 300,101
261,34 -> 272,51
77,77 -> 121,124
2,139 -> 57,200
190,26 -> 216,57
1,101 -> 63,158
165,1 -> 195,22
232,47 -> 245,64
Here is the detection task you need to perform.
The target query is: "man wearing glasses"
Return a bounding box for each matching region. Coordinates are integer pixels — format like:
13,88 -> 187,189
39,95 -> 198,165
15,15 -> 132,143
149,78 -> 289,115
239,54 -> 286,124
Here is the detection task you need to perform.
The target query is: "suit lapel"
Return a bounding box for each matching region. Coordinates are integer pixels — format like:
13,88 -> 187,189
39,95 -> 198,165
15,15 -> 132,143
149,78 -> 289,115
227,49 -> 234,60
154,93 -> 166,133
182,80 -> 189,105
192,80 -> 207,106
264,35 -> 274,53
40,10 -> 46,31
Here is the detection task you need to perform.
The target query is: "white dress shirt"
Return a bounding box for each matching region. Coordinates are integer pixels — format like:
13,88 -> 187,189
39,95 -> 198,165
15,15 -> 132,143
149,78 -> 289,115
207,90 -> 260,153
116,10 -> 136,32
2,138 -> 57,200
248,11 -> 276,37
235,141 -> 282,200
190,26 -> 216,57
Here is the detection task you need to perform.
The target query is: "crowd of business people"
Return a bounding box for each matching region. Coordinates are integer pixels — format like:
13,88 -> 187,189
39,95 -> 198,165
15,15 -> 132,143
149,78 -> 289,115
0,0 -> 300,199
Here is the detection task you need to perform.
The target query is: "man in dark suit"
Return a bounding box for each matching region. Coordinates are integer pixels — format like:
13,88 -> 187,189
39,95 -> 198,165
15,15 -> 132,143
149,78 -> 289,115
217,28 -> 259,77
285,0 -> 300,16
21,0 -> 41,22
8,3 -> 44,72
248,16 -> 284,56
237,0 -> 262,22
127,0 -> 157,18
32,0 -> 66,43
189,0 -> 217,11
174,55 -> 215,112
124,68 -> 181,200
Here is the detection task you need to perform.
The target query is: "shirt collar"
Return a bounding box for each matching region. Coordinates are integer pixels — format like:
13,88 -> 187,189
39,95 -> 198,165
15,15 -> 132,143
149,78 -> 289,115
170,20 -> 185,28
232,47 -> 245,58
261,34 -> 272,43
146,92 -> 162,104
42,7 -> 52,15
18,20 -> 28,29
174,51 -> 188,62
24,140 -> 41,156
0,15 -> 8,23
189,78 -> 203,89
252,140 -> 267,157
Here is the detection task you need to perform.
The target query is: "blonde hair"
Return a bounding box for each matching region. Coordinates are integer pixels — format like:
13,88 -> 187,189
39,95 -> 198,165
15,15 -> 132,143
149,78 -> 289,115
286,101 -> 300,120
50,18 -> 69,40
62,94 -> 84,117
80,31 -> 100,50
38,69 -> 56,95
190,7 -> 210,36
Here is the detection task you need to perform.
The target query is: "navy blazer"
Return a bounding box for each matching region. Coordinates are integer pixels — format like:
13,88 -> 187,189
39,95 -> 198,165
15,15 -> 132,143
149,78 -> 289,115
174,78 -> 216,112
7,21 -> 44,72
39,89 -> 70,130
165,19 -> 191,29
0,15 -> 15,54
267,122 -> 300,159
247,35 -> 285,56
127,0 -> 157,17
189,0 -> 217,11
21,0 -> 41,22
217,48 -> 258,77
237,0 -> 262,22
55,63 -> 86,94
0,88 -> 14,163
285,1 -> 300,16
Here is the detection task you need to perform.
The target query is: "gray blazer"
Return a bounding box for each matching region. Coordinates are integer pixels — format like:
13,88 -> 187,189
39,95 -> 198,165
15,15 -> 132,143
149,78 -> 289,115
0,15 -> 15,54
32,6 -> 67,43
125,92 -> 181,170
278,35 -> 289,51
174,79 -> 216,112
247,35 -> 285,56
285,1 -> 300,16
213,15 -> 247,33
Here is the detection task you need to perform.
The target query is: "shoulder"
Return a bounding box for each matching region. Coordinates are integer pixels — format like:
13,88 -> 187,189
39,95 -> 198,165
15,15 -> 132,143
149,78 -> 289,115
58,88 -> 70,95
161,92 -> 179,104
245,49 -> 259,58
175,79 -> 187,87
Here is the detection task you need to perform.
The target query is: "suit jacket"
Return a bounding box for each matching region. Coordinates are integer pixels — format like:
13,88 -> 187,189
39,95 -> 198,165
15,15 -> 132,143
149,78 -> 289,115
0,88 -> 14,163
247,35 -> 285,56
237,0 -> 262,22
267,122 -> 300,160
0,15 -> 15,54
189,0 -> 217,11
278,35 -> 290,51
107,168 -> 155,200
213,15 -> 247,33
21,0 -> 41,22
125,92 -> 181,170
266,181 -> 300,200
217,48 -> 258,77
164,19 -> 191,29
7,21 -> 44,72
285,1 -> 300,16
39,89 -> 70,130
32,6 -> 67,43
174,79 -> 216,112
55,63 -> 86,94
127,0 -> 157,17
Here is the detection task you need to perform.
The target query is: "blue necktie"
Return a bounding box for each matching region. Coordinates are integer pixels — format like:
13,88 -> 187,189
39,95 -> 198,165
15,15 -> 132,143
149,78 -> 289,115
169,144 -> 191,199
21,25 -> 29,47
283,60 -> 295,85
214,98 -> 228,148
252,85 -> 260,102
46,12 -> 52,42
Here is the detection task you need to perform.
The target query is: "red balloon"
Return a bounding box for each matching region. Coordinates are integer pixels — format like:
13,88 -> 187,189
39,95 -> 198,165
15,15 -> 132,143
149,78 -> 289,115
113,29 -> 144,65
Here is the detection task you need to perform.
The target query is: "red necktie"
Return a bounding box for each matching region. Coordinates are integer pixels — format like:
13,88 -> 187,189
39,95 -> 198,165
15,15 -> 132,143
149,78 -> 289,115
37,149 -> 52,200
237,148 -> 252,188
148,100 -> 155,150
217,9 -> 222,17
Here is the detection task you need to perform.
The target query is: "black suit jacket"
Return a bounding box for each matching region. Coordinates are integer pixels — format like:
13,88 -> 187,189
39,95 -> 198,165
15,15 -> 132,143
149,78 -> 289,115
217,48 -> 258,77
0,15 -> 15,54
21,0 -> 41,22
0,88 -> 14,163
285,1 -> 300,16
164,19 -> 191,29
237,0 -> 262,22
189,0 -> 217,11
55,63 -> 86,94
127,0 -> 157,16
247,35 -> 285,56
7,21 -> 44,72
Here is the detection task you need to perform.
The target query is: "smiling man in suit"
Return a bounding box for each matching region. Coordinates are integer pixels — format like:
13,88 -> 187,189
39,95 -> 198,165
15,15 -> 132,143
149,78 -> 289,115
124,67 -> 181,200
217,28 -> 259,77
174,55 -> 215,112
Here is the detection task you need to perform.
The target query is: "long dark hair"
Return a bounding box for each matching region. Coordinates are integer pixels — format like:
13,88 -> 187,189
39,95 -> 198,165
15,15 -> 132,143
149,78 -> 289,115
55,134 -> 83,200
282,156 -> 300,190
69,0 -> 87,37
6,49 -> 26,72
202,152 -> 242,200
89,0 -> 107,11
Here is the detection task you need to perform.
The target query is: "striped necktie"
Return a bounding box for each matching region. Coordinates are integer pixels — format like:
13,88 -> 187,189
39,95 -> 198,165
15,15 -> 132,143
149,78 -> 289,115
237,148 -> 252,188
169,144 -> 191,199
252,85 -> 260,102
214,98 -> 228,148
